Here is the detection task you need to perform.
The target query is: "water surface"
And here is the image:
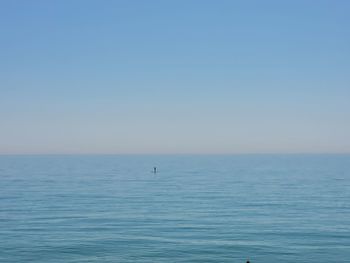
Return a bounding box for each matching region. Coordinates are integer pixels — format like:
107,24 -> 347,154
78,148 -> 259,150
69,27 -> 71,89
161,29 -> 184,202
1,154 -> 349,262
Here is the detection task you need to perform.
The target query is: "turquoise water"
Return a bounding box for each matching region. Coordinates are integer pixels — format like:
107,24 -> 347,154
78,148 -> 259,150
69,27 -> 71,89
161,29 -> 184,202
1,155 -> 349,262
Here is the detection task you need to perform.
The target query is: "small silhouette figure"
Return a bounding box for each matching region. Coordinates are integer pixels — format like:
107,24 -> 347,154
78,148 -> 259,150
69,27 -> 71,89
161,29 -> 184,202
246,261 -> 250,263
153,167 -> 157,173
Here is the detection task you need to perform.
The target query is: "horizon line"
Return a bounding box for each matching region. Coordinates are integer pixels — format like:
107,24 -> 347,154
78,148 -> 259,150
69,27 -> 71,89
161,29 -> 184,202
0,152 -> 350,156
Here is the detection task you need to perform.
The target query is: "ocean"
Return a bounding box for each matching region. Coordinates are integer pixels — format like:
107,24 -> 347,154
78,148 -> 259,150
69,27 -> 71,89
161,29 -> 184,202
0,154 -> 349,262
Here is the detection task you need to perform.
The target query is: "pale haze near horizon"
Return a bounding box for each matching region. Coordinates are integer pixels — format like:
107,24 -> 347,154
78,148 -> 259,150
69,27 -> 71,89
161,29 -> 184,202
1,0 -> 350,154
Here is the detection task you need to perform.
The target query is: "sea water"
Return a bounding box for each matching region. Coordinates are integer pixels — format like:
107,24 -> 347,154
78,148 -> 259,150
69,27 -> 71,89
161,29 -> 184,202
0,154 -> 349,262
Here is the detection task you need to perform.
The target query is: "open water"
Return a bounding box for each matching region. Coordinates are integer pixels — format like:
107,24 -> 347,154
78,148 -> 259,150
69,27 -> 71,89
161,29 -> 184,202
0,154 -> 349,262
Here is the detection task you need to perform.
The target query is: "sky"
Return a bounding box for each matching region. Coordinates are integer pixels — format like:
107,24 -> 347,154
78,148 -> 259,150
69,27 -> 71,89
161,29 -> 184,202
0,0 -> 349,154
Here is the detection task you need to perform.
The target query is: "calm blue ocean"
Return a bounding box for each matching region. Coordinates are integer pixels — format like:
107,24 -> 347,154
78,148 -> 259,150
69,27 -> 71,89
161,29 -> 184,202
0,154 -> 349,262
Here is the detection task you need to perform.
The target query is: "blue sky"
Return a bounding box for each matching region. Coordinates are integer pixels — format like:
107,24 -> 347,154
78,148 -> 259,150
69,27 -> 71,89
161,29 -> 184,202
1,0 -> 349,154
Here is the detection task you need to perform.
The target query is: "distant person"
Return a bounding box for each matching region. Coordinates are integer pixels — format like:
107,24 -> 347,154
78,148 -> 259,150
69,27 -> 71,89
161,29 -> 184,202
246,261 -> 250,263
153,167 -> 157,173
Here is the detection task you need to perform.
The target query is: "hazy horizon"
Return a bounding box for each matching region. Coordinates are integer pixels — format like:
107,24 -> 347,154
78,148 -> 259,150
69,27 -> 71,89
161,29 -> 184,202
1,0 -> 350,154
1,152 -> 350,156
